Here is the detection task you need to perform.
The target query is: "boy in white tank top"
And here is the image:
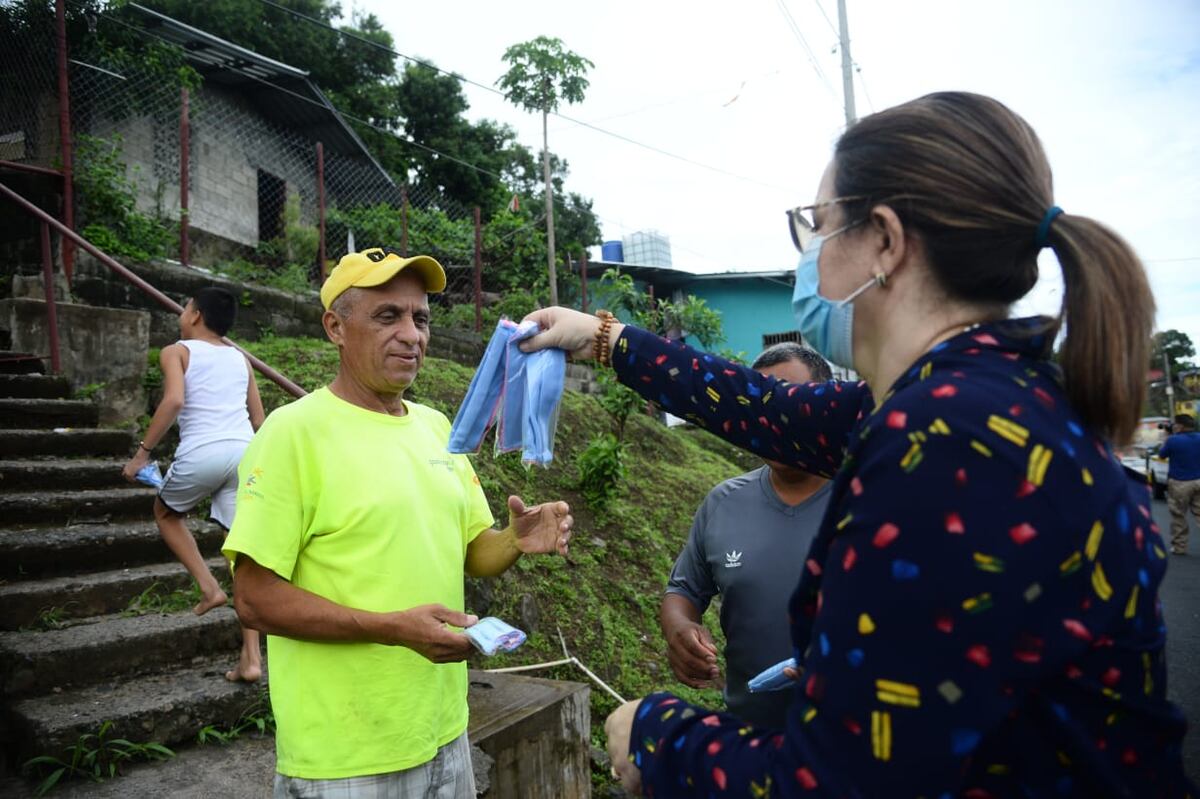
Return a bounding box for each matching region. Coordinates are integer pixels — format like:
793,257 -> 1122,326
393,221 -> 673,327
122,287 -> 266,683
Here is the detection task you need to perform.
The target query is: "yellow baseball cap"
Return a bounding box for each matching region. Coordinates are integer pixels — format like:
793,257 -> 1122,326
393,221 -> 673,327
320,248 -> 447,309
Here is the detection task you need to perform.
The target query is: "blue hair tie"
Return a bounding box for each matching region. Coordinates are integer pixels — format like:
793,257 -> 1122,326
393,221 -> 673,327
1035,206 -> 1063,249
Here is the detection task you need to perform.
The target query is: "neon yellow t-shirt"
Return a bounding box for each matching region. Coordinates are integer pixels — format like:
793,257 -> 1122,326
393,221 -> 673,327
223,387 -> 494,779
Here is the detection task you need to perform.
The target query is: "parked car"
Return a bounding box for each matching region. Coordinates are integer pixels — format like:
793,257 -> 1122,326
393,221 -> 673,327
1120,444 -> 1169,499
1146,444 -> 1169,500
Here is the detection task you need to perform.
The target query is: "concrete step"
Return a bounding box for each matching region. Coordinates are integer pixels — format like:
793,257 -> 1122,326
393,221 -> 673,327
0,428 -> 133,458
0,558 -> 227,631
0,520 -> 225,579
0,352 -> 45,375
0,458 -> 139,493
0,398 -> 99,429
7,657 -> 265,761
0,487 -> 157,526
0,607 -> 242,698
0,374 -> 71,399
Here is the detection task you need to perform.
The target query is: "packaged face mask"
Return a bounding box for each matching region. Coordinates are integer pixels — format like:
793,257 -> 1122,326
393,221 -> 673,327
135,462 -> 164,489
448,319 -> 566,466
465,616 -> 527,656
746,656 -> 797,693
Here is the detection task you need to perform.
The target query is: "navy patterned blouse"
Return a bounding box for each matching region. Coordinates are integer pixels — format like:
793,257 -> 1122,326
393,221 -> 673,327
614,318 -> 1193,798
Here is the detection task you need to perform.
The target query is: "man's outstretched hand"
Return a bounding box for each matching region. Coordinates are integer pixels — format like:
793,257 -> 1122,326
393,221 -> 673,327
508,495 -> 573,557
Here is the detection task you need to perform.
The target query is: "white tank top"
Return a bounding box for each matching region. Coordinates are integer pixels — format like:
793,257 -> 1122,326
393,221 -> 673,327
174,339 -> 253,459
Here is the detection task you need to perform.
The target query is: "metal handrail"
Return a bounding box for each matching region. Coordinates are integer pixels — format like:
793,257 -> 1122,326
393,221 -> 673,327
0,159 -> 64,179
0,180 -> 307,399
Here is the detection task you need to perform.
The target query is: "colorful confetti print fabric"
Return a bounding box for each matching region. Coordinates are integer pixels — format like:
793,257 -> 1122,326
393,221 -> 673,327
613,318 -> 1193,798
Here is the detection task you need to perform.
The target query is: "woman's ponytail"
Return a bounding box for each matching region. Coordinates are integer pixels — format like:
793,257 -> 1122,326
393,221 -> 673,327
1049,215 -> 1154,446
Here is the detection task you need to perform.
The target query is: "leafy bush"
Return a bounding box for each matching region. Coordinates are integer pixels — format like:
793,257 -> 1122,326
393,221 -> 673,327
596,370 -> 644,440
74,134 -> 174,261
213,258 -> 312,295
434,291 -> 542,333
599,268 -> 726,349
576,432 -> 626,511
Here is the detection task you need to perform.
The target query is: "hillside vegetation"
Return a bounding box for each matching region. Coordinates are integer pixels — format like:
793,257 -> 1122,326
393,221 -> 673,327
215,335 -> 756,776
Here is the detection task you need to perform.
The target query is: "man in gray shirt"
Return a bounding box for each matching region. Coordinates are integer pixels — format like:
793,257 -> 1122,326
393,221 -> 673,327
660,343 -> 832,728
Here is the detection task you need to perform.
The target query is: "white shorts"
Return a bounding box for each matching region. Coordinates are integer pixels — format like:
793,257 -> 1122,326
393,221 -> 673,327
158,440 -> 248,530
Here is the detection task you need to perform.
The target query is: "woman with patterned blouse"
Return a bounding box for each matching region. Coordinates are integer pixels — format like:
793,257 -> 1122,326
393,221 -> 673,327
520,92 -> 1193,797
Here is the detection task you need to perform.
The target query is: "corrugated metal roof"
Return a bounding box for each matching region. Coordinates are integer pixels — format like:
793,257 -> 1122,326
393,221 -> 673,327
128,3 -> 392,185
586,260 -> 793,287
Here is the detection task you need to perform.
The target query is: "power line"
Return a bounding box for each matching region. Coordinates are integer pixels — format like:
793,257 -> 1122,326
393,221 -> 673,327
250,0 -> 791,193
254,0 -> 507,99
79,3 -> 510,184
855,65 -> 876,113
811,0 -> 839,37
774,0 -> 836,98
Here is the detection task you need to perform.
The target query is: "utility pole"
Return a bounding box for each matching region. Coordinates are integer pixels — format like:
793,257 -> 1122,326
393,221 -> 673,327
837,0 -> 857,126
1164,350 -> 1176,427
542,106 -> 558,306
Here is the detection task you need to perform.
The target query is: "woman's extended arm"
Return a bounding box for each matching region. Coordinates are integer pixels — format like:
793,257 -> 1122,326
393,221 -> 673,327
521,307 -> 870,477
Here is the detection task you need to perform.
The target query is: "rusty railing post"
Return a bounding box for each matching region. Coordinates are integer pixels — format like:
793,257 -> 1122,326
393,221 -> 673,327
54,0 -> 74,282
179,87 -> 190,266
400,187 -> 409,256
580,250 -> 588,313
316,142 -> 326,280
40,221 -> 62,374
473,206 -> 483,333
0,181 -> 307,398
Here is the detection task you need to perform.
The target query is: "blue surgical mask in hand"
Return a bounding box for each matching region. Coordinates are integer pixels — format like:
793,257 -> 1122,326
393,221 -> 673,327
449,319 -> 565,465
746,656 -> 798,692
465,616 -> 527,656
135,462 -> 164,488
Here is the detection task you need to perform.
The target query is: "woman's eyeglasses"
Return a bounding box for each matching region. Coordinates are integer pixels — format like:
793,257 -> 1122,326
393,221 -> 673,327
786,196 -> 867,253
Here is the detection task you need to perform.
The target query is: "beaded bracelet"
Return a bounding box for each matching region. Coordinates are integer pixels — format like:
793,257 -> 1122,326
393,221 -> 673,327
593,310 -> 616,367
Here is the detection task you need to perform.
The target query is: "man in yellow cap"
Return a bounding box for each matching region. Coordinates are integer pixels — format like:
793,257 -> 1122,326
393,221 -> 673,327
223,248 -> 574,798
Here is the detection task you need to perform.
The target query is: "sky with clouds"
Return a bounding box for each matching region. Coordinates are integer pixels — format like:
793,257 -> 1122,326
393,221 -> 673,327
360,0 -> 1200,348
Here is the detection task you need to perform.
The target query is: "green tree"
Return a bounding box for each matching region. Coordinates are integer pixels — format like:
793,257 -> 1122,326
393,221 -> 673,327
1152,329 -> 1197,378
1149,329 -> 1197,415
497,36 -> 593,306
599,269 -> 726,349
396,62 -> 533,212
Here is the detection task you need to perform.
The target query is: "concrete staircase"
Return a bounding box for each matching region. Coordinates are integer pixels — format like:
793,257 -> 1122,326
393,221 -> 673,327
0,364 -> 261,778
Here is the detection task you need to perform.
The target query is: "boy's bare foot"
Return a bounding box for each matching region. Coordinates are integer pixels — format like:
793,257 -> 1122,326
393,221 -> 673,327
225,660 -> 263,683
194,588 -> 228,615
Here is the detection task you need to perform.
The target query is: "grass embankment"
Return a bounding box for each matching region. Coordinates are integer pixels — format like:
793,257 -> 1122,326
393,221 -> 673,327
176,335 -> 750,780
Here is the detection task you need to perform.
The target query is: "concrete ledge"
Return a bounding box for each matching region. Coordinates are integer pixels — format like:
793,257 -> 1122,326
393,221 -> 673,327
0,557 -> 223,630
0,607 -> 242,697
468,670 -> 591,798
0,297 -> 150,424
70,253 -> 323,347
0,520 -> 225,579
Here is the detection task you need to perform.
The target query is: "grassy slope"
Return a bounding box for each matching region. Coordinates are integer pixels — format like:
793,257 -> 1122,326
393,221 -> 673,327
242,336 -> 746,771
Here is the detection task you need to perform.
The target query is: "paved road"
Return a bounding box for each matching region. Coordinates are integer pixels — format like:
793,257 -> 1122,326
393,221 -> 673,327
1157,497 -> 1200,781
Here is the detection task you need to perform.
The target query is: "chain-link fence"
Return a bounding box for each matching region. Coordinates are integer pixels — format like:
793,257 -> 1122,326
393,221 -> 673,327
1,1 -> 497,313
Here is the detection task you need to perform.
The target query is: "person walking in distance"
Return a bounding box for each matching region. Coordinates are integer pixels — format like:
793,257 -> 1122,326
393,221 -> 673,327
1160,413 -> 1200,555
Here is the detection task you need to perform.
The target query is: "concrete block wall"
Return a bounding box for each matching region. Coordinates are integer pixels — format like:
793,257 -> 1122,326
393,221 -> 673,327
0,296 -> 150,424
68,252 -> 324,347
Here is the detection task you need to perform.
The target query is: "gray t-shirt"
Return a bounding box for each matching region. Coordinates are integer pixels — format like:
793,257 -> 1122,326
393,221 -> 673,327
666,466 -> 831,728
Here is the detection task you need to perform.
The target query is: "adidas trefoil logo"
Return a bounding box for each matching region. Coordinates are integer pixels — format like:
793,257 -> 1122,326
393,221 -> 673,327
724,550 -> 743,568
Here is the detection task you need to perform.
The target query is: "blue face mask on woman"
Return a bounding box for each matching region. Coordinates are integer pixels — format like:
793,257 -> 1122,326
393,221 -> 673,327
791,231 -> 882,370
